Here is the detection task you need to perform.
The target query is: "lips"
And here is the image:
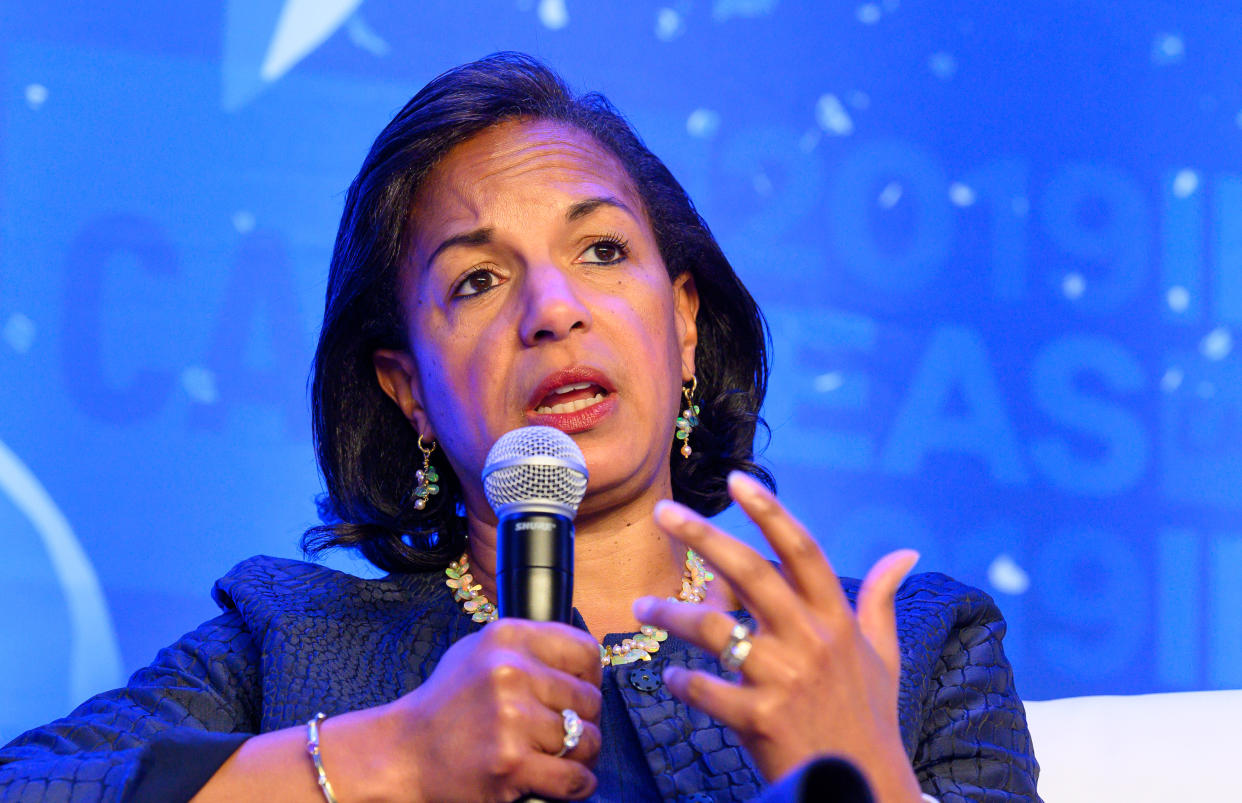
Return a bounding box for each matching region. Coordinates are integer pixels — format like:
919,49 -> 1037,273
533,381 -> 607,415
525,366 -> 618,434
527,367 -> 615,410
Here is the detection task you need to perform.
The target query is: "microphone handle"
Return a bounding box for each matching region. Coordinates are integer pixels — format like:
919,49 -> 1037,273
496,511 -> 574,803
497,511 -> 574,623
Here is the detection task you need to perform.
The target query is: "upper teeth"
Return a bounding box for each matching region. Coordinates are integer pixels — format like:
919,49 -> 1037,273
537,393 -> 605,415
554,382 -> 593,394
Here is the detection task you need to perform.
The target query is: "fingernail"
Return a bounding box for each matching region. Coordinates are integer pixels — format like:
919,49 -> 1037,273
902,550 -> 921,573
727,471 -> 763,499
886,550 -> 920,586
632,596 -> 655,620
654,499 -> 686,527
662,665 -> 682,684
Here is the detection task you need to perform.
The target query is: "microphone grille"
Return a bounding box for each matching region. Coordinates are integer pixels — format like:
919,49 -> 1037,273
482,426 -> 589,517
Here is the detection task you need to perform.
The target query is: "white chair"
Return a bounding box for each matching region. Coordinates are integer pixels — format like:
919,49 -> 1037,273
1023,690 -> 1242,801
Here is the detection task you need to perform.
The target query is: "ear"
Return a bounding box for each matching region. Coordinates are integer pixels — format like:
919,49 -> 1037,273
373,349 -> 436,440
672,272 -> 700,383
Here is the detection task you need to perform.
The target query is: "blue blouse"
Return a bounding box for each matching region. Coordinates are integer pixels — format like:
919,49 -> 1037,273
0,555 -> 1040,801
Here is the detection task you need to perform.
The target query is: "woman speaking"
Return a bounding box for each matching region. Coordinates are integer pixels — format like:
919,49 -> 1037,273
0,53 -> 1039,802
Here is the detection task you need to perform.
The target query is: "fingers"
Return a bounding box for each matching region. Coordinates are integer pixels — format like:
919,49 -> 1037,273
511,702 -> 600,800
633,598 -> 771,681
855,549 -> 919,680
473,618 -> 604,733
416,620 -> 605,802
477,647 -> 603,725
474,655 -> 602,799
726,472 -> 850,617
503,620 -> 602,685
534,669 -> 602,724
529,704 -> 601,764
661,665 -> 754,733
653,499 -> 801,635
518,752 -> 598,800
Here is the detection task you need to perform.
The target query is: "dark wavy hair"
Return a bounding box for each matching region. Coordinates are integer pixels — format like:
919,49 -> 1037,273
304,52 -> 772,573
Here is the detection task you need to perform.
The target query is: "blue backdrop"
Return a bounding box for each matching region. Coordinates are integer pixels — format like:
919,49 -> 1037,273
4,0 -> 1241,741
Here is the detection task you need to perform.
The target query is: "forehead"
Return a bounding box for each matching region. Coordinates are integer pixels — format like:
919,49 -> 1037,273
409,119 -> 643,229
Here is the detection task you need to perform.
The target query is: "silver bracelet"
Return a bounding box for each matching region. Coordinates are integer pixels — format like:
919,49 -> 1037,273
306,712 -> 340,803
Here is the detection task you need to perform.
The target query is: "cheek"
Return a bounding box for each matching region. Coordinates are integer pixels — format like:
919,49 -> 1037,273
612,270 -> 676,332
607,287 -> 684,394
415,338 -> 473,415
640,288 -> 683,367
414,330 -> 508,449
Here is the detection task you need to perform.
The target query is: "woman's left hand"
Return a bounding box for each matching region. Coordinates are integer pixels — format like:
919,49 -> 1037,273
633,471 -> 924,803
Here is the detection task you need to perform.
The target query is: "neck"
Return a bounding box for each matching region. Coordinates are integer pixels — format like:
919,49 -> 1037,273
461,485 -> 733,642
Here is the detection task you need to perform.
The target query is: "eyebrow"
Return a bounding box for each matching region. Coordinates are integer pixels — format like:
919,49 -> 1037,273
566,195 -> 639,223
425,196 -> 639,266
427,227 -> 494,266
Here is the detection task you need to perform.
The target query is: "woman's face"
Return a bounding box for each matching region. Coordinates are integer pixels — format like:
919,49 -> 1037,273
375,119 -> 698,519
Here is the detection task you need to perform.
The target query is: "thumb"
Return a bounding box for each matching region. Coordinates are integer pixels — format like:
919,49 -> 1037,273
855,549 -> 919,681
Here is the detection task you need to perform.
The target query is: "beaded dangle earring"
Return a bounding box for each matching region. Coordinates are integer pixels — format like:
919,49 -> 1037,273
413,435 -> 440,510
675,377 -> 700,458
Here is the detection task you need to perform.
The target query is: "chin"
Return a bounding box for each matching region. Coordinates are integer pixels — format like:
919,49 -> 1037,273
577,440 -> 670,510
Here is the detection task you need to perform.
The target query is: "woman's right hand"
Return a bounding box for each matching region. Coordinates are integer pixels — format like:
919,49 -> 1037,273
191,618 -> 601,803
358,618 -> 604,802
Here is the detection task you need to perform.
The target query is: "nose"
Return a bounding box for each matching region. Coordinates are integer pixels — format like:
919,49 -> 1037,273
517,261 -> 591,345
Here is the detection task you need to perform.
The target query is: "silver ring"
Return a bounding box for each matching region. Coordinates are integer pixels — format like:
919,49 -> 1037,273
718,622 -> 753,672
554,708 -> 583,757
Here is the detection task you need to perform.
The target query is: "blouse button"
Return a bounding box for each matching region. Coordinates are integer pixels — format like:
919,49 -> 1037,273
628,665 -> 662,692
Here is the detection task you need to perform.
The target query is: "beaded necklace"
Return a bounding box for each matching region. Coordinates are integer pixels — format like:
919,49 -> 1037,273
445,549 -> 714,667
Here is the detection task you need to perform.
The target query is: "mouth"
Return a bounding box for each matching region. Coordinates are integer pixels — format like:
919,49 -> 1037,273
526,367 -> 618,433
533,381 -> 609,415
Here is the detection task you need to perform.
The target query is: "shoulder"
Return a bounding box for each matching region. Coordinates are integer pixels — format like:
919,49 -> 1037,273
898,571 -> 1004,628
839,570 -> 1005,639
835,571 -> 1036,793
210,555 -> 444,627
202,556 -> 470,724
847,572 -> 1020,761
210,554 -> 377,609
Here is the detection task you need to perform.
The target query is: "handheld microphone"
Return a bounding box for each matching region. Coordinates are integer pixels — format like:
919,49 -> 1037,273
482,426 -> 588,624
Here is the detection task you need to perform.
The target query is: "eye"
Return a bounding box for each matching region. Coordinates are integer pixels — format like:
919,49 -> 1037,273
452,267 -> 502,298
576,235 -> 630,266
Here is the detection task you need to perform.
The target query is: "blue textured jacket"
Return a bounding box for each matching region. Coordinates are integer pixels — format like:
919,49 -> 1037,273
0,557 -> 1040,802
